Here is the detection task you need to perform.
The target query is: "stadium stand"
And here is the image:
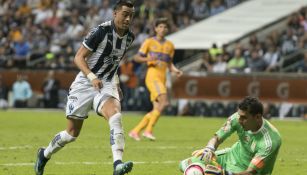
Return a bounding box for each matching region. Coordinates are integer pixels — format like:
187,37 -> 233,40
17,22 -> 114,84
1,0 -> 307,119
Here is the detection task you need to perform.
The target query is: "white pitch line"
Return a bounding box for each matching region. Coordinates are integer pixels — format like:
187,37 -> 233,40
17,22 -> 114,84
0,145 -> 32,150
0,145 -> 195,151
0,160 -> 179,167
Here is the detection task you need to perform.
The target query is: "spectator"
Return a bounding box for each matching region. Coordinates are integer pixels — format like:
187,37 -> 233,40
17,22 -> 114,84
99,0 -> 113,22
199,50 -> 213,72
245,49 -> 267,72
42,70 -> 60,108
13,37 -> 31,68
281,28 -> 297,55
0,76 -> 9,109
264,45 -> 280,72
44,7 -> 61,30
210,0 -> 226,16
12,74 -> 32,108
227,48 -> 246,73
209,43 -> 223,62
224,0 -> 241,8
65,16 -> 84,41
212,53 -> 227,73
190,0 -> 209,21
84,6 -> 100,29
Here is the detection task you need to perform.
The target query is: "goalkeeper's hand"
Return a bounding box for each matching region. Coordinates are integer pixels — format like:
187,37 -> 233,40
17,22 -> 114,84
192,146 -> 215,163
204,164 -> 233,175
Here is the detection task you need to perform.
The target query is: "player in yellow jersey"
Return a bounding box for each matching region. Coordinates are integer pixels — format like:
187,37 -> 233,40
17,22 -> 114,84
129,18 -> 182,141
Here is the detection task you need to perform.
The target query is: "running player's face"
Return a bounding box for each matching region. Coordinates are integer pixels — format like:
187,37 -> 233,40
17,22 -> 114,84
238,109 -> 256,131
114,6 -> 134,30
155,24 -> 168,37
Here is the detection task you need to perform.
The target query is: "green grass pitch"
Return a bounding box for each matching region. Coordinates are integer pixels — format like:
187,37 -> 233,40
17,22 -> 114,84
0,110 -> 307,175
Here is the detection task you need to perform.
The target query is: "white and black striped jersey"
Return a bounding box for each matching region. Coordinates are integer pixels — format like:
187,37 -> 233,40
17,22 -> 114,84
81,20 -> 135,83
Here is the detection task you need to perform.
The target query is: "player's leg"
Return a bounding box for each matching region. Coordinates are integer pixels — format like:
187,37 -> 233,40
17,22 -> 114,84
128,111 -> 152,140
34,118 -> 82,175
44,118 -> 83,158
143,93 -> 168,140
99,97 -> 133,175
128,81 -> 158,140
35,84 -> 94,175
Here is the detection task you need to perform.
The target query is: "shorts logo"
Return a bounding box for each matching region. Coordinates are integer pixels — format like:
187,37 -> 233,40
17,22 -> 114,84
69,103 -> 74,114
68,96 -> 78,102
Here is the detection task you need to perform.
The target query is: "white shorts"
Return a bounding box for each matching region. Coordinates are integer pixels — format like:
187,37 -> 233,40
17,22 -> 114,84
66,75 -> 120,120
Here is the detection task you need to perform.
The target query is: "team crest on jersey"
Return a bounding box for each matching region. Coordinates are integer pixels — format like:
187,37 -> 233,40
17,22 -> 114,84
244,135 -> 250,142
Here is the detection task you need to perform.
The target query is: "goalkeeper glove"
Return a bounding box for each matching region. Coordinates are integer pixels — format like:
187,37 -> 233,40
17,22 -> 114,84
192,146 -> 215,163
204,164 -> 233,175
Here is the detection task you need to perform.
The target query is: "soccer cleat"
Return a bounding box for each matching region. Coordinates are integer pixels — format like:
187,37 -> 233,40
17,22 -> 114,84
128,131 -> 141,141
113,161 -> 133,175
34,148 -> 49,175
142,132 -> 156,140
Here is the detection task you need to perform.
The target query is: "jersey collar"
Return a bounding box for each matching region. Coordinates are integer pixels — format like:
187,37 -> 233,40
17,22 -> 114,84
250,118 -> 265,134
111,20 -> 129,39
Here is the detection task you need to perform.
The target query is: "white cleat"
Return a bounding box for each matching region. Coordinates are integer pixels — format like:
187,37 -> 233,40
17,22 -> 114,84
142,132 -> 156,141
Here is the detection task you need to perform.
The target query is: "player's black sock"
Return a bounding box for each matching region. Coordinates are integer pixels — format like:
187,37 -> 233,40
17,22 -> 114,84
113,160 -> 123,169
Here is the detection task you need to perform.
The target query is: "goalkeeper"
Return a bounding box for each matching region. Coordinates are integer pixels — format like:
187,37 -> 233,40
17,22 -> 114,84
181,96 -> 282,175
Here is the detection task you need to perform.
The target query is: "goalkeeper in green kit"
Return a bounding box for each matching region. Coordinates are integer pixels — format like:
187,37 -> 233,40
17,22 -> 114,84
180,96 -> 281,175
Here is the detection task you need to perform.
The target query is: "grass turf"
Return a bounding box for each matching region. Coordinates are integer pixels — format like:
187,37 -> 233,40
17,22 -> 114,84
0,110 -> 306,175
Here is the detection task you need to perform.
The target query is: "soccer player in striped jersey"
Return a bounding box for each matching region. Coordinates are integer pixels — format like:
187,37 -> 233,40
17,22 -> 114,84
188,96 -> 282,175
128,18 -> 183,141
35,1 -> 135,175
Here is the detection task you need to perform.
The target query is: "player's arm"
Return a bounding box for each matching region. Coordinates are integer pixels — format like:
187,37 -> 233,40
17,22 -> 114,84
168,43 -> 182,77
74,45 -> 102,90
133,53 -> 152,63
134,39 -> 153,63
169,63 -> 183,77
192,135 -> 221,162
192,114 -> 238,161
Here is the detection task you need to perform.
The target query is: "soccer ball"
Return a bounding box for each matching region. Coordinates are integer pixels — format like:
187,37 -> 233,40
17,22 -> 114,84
184,163 -> 205,175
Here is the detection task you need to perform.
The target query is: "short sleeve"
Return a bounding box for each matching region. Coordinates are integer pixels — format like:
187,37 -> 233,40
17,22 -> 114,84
138,39 -> 150,56
215,113 -> 238,141
248,138 -> 281,172
83,26 -> 106,52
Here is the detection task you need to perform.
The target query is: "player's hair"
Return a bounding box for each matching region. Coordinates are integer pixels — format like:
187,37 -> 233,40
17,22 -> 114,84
238,96 -> 263,116
113,0 -> 134,11
154,18 -> 170,28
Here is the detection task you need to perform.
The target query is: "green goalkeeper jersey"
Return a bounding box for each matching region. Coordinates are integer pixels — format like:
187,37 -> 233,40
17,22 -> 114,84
215,112 -> 281,175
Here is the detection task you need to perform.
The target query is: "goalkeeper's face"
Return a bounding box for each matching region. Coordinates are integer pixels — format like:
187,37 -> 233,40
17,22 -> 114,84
113,5 -> 135,31
238,109 -> 258,131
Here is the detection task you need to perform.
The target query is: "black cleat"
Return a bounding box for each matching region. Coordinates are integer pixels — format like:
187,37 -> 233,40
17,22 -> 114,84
113,161 -> 133,175
34,148 -> 49,175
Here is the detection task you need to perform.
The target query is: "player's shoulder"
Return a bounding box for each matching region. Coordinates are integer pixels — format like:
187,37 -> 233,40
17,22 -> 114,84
99,20 -> 112,28
165,39 -> 174,47
141,37 -> 154,46
229,112 -> 239,121
90,20 -> 112,33
145,37 -> 155,42
257,120 -> 282,149
264,120 -> 281,140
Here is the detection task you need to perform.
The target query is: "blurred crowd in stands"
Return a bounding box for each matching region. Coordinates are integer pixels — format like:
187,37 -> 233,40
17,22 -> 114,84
0,0 -> 244,69
1,0 -> 306,119
198,6 -> 307,74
